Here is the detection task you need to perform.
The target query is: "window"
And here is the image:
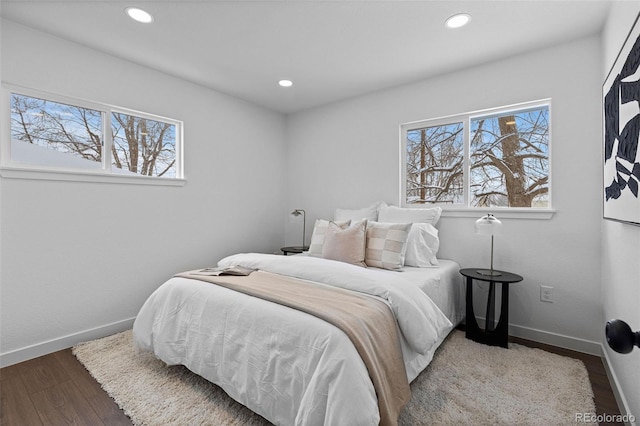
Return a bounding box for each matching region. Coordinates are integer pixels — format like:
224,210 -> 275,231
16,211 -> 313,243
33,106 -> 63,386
405,122 -> 464,205
402,100 -> 550,210
111,112 -> 177,178
4,86 -> 183,183
10,94 -> 104,170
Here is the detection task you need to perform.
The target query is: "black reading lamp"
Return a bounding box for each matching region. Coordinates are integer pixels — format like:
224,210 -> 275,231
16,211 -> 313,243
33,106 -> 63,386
290,209 -> 308,250
605,319 -> 640,354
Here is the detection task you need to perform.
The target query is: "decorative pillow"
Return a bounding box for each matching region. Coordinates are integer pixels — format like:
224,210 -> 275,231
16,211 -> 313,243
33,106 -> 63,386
321,219 -> 367,267
334,201 -> 388,222
378,205 -> 442,225
308,219 -> 351,257
365,221 -> 412,270
404,223 -> 440,267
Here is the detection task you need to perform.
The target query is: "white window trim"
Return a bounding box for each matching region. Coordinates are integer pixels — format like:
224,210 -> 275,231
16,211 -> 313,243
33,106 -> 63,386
440,207 -> 555,220
0,166 -> 186,186
1,83 -> 185,186
400,99 -> 554,219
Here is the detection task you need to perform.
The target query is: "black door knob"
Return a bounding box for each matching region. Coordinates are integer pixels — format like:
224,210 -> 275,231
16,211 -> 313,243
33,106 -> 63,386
606,319 -> 640,354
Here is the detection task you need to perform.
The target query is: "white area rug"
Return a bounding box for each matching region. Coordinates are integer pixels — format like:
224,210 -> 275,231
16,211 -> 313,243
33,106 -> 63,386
73,330 -> 596,425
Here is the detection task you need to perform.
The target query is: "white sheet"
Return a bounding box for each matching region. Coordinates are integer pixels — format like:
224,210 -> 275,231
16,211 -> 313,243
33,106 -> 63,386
133,254 -> 461,425
374,259 -> 465,327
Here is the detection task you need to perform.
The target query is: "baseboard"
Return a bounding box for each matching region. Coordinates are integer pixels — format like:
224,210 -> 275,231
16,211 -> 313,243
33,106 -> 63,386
601,347 -> 637,426
0,317 -> 135,368
507,323 -> 602,355
469,317 -> 601,355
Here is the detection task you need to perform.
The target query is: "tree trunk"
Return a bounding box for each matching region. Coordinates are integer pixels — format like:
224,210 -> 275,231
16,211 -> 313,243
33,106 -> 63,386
499,116 -> 529,207
420,129 -> 427,202
125,116 -> 138,173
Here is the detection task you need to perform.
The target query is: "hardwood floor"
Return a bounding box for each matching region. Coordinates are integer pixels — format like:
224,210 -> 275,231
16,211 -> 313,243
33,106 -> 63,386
1,349 -> 131,425
0,336 -> 623,425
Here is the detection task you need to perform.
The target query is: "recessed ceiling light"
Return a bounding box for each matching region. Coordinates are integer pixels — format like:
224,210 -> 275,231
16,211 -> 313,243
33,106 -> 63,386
278,80 -> 293,87
126,7 -> 154,24
445,13 -> 471,29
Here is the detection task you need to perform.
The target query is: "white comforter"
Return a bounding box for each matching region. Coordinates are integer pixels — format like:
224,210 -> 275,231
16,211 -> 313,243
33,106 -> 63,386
133,253 -> 452,426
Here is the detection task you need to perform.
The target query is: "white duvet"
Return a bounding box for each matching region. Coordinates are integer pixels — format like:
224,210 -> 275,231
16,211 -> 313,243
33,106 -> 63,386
133,253 -> 453,425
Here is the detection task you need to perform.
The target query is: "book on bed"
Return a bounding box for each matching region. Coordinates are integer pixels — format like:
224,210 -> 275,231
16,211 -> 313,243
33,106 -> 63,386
190,266 -> 257,276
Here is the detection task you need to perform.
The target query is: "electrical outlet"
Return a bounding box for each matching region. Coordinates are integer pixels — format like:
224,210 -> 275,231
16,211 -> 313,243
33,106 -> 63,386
540,285 -> 554,303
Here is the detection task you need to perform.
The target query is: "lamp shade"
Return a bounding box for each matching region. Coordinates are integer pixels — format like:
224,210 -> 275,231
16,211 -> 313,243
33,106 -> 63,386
475,214 -> 502,236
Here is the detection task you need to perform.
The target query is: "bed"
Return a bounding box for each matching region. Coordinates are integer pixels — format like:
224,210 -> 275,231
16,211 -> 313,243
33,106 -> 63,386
133,253 -> 463,425
133,203 -> 463,425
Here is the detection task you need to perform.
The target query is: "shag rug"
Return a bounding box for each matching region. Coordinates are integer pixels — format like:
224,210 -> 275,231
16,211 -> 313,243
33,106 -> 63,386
73,330 -> 596,425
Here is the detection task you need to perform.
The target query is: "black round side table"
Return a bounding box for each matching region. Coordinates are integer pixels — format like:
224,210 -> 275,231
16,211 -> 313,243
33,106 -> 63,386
459,268 -> 523,348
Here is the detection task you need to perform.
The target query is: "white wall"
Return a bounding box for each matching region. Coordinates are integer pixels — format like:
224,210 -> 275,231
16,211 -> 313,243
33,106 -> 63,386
285,35 -> 604,353
0,20 -> 287,366
602,2 -> 640,420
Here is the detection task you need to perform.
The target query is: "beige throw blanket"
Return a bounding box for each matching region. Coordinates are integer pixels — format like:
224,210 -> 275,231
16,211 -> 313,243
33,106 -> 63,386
176,269 -> 411,426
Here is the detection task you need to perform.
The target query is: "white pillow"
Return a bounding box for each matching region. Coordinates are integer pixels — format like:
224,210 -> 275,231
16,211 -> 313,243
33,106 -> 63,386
308,219 -> 351,257
334,201 -> 388,222
404,223 -> 440,267
378,205 -> 442,225
365,221 -> 412,270
321,220 -> 367,267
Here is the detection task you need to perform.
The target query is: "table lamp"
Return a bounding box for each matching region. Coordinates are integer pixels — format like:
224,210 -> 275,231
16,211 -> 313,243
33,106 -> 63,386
290,209 -> 307,250
475,213 -> 502,276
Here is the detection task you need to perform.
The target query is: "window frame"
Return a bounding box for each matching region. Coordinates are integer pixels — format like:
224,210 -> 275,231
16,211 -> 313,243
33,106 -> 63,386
1,83 -> 185,186
400,99 -> 554,219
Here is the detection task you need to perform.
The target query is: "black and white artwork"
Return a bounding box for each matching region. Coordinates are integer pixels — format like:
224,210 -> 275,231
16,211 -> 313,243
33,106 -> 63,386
603,13 -> 640,226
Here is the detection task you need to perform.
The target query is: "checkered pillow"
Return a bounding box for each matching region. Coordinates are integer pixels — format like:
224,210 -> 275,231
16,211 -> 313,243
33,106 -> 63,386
365,221 -> 412,270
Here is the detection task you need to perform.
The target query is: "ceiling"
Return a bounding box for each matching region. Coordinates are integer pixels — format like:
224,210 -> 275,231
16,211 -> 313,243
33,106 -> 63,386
1,0 -> 612,114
